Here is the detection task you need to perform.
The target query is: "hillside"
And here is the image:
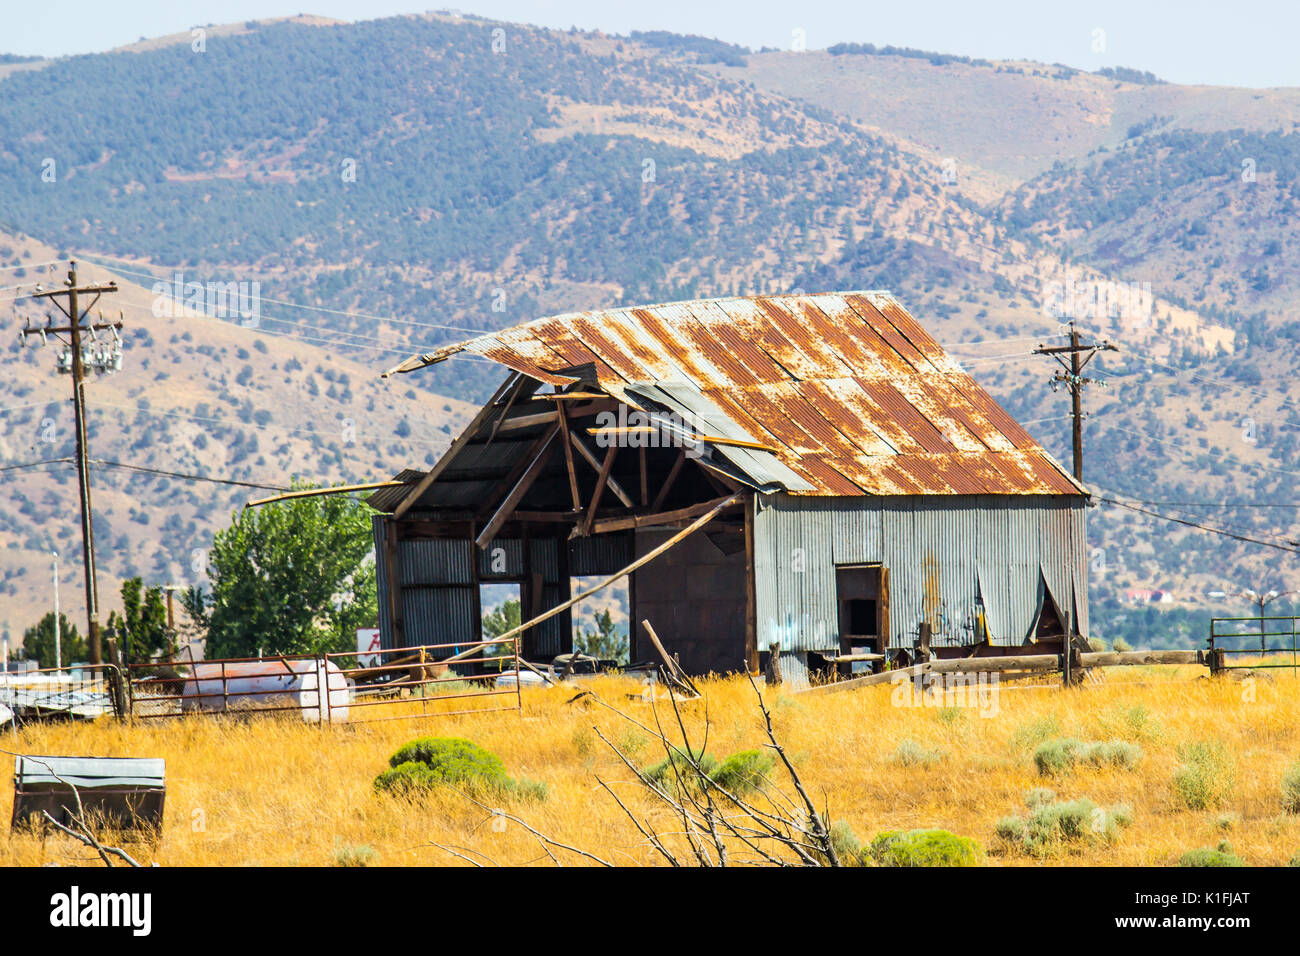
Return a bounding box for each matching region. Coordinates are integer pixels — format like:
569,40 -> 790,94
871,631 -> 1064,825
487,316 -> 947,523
1,12 -> 1298,646
0,227 -> 473,640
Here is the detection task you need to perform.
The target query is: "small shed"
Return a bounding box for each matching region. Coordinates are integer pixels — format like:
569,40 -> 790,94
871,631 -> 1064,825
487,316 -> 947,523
373,291 -> 1090,679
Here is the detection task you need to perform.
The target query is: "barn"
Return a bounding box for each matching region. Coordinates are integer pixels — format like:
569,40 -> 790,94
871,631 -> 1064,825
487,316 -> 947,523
371,291 -> 1091,681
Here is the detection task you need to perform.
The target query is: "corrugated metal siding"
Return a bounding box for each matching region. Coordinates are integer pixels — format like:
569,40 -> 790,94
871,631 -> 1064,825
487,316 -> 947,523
753,496 -> 840,654
402,587 -> 478,648
530,537 -> 563,584
570,533 -> 634,577
373,515 -> 394,647
755,493 -> 1090,654
478,538 -> 525,579
1071,500 -> 1091,637
400,539 -> 475,586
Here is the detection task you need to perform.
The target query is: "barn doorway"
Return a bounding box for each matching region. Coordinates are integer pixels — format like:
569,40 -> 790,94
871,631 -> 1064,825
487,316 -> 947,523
836,564 -> 890,674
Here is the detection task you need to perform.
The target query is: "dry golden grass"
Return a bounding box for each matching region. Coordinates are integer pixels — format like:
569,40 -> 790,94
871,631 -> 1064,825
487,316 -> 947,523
3,667 -> 1299,866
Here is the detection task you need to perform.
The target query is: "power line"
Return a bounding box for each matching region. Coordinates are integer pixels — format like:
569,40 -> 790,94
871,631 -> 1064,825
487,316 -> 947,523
86,399 -> 455,449
0,260 -> 62,274
1097,495 -> 1300,554
0,457 -> 73,474
77,256 -> 482,334
89,458 -> 290,492
1096,419 -> 1300,481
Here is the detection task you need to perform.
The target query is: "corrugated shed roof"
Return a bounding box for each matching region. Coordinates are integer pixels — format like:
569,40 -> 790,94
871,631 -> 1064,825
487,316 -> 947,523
388,292 -> 1085,497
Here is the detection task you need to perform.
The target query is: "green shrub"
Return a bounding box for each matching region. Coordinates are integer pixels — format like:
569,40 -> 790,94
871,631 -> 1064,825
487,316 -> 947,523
1011,716 -> 1061,750
332,841 -> 376,867
828,820 -> 864,865
709,749 -> 775,795
997,798 -> 1132,856
894,739 -> 944,767
1025,787 -> 1057,808
1034,738 -> 1138,780
1171,741 -> 1235,810
1179,841 -> 1244,867
1034,738 -> 1143,775
1034,738 -> 1079,775
374,736 -> 542,800
643,746 -> 719,794
869,829 -> 982,867
1281,761 -> 1300,813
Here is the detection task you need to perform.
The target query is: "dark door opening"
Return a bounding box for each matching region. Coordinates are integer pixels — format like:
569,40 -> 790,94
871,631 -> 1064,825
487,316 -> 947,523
836,564 -> 889,674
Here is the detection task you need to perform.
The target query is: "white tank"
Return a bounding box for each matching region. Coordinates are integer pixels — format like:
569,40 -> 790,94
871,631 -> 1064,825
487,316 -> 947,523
180,659 -> 351,723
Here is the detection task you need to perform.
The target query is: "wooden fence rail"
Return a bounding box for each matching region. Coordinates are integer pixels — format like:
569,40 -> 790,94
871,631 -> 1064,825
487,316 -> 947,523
798,648 -> 1209,696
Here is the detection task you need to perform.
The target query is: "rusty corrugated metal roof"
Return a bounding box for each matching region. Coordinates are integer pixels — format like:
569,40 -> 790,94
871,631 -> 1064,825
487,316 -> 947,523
386,292 -> 1085,497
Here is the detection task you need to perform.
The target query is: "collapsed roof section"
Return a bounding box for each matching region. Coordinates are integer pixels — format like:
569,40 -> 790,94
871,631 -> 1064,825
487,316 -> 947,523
384,291 -> 1086,498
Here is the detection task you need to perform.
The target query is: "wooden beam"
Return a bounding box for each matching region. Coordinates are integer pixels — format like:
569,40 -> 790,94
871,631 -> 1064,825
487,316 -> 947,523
568,432 -> 634,507
652,449 -> 686,512
798,655 -> 1063,696
639,446 -> 648,507
485,374 -> 531,446
529,391 -> 606,401
493,399 -> 619,434
475,425 -> 559,549
557,402 -> 582,511
588,493 -> 742,534
511,510 -> 584,523
392,373 -> 518,519
1078,649 -> 1204,667
580,442 -> 619,536
585,426 -> 780,454
383,518 -> 404,647
477,422 -> 560,519
484,492 -> 745,649
246,480 -> 408,509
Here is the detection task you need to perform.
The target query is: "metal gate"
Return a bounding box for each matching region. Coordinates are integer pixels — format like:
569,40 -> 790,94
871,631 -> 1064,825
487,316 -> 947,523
1209,616 -> 1300,674
125,637 -> 523,725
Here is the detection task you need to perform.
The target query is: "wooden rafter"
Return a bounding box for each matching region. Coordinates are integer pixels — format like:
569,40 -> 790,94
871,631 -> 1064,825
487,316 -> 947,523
639,446 -> 648,506
392,372 -> 519,519
652,449 -> 687,512
568,432 -> 634,507
475,423 -> 560,549
580,442 -> 619,536
557,402 -> 582,511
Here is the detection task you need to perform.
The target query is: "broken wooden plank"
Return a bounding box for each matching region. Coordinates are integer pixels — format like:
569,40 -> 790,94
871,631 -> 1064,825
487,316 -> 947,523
588,493 -> 742,534
393,373 -> 519,519
475,425 -> 560,549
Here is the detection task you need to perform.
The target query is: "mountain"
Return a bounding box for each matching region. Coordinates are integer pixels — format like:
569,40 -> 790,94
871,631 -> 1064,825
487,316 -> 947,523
1,12 -> 1297,647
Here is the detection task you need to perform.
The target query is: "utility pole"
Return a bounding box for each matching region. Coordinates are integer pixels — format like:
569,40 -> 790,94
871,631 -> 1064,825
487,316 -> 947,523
21,262 -> 122,665
1034,321 -> 1118,483
1242,587 -> 1293,655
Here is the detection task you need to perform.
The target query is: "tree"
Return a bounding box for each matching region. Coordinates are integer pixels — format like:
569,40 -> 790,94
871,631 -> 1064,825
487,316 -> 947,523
22,612 -> 87,668
199,484 -> 378,658
106,577 -> 171,665
481,598 -> 521,640
574,609 -> 628,663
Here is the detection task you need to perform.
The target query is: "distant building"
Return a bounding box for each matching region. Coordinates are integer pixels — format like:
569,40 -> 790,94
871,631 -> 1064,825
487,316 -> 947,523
371,292 -> 1091,680
1125,589 -> 1174,605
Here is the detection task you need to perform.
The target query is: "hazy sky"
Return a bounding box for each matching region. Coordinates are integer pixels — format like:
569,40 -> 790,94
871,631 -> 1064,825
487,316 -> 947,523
4,1 -> 1298,88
